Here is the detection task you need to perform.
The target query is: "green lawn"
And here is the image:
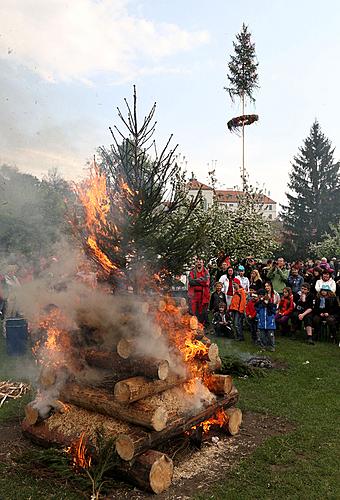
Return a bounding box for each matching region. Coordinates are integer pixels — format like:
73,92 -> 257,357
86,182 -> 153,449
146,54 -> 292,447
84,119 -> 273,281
0,327 -> 339,499
200,335 -> 340,500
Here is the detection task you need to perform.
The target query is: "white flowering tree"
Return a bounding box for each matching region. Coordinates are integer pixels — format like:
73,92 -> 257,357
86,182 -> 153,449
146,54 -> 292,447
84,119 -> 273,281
310,223 -> 340,259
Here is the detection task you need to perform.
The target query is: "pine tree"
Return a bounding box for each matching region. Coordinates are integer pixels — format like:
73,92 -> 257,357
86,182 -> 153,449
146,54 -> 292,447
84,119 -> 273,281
225,23 -> 259,188
281,121 -> 340,256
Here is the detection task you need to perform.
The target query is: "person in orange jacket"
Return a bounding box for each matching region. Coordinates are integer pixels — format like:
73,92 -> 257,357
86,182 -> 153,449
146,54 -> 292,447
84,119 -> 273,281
229,278 -> 247,341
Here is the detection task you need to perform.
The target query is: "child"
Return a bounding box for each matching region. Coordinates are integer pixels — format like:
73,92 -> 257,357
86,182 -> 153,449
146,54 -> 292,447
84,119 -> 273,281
209,282 -> 227,314
275,287 -> 294,334
229,278 -> 247,341
212,302 -> 232,337
246,287 -> 258,344
290,282 -> 314,344
255,288 -> 277,351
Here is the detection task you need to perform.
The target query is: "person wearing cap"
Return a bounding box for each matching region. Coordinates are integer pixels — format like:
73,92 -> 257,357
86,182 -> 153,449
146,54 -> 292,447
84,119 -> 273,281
229,278 -> 247,341
236,265 -> 250,293
312,284 -> 339,341
255,288 -> 277,351
246,287 -> 259,343
315,269 -> 336,294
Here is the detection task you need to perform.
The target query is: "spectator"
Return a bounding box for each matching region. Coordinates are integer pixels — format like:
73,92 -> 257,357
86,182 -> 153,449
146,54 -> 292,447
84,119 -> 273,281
209,282 -> 227,314
215,261 -> 229,283
264,281 -> 280,305
291,283 -> 314,344
212,302 -> 232,337
246,287 -> 259,344
219,266 -> 234,309
287,266 -> 304,302
229,278 -> 246,341
313,285 -> 339,342
266,257 -> 289,295
255,288 -> 277,351
315,269 -> 336,294
310,267 -> 322,296
236,265 -> 250,293
275,287 -> 295,335
188,257 -> 210,326
249,269 -> 263,291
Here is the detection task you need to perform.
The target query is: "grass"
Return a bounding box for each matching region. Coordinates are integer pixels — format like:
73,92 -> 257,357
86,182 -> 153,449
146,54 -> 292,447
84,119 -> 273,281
0,324 -> 339,499
199,334 -> 340,500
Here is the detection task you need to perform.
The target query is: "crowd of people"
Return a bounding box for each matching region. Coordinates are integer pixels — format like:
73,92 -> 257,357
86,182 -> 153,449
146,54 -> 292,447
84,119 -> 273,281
187,255 -> 340,351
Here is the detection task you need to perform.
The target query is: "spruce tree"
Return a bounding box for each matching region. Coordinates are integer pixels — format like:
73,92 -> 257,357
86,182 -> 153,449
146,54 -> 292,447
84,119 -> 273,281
225,23 -> 259,188
281,121 -> 340,256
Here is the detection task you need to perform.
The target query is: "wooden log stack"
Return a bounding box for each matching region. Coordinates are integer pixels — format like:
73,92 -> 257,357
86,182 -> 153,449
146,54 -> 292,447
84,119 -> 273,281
22,327 -> 242,495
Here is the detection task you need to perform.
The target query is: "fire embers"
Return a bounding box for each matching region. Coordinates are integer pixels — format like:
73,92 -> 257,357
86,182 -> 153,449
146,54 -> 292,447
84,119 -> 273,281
65,432 -> 92,470
190,407 -> 243,439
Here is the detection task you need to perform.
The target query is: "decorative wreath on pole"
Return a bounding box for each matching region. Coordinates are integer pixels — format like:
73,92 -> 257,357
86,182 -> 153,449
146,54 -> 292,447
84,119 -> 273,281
227,114 -> 259,133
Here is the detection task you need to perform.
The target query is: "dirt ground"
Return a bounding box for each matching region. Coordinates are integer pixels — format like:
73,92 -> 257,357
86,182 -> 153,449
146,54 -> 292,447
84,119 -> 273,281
0,410 -> 295,500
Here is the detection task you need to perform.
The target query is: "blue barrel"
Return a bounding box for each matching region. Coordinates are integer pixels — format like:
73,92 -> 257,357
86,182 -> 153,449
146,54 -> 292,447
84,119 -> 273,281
6,318 -> 28,356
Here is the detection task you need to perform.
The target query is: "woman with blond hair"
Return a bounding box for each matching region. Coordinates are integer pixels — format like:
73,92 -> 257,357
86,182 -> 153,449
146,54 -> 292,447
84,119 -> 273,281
249,269 -> 263,291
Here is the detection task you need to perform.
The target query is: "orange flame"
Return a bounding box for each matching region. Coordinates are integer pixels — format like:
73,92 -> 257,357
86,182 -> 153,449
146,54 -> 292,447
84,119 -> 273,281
66,432 -> 92,470
33,308 -> 72,367
192,408 -> 229,433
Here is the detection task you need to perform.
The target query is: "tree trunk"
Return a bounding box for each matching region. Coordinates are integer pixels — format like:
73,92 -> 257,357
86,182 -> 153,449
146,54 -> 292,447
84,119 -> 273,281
116,450 -> 173,494
114,374 -> 185,404
115,387 -> 239,460
83,349 -> 169,381
205,374 -> 233,395
60,383 -> 168,431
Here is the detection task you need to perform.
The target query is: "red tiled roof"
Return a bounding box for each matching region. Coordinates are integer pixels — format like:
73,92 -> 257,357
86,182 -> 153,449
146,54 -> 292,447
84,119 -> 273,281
216,190 -> 276,204
187,179 -> 213,191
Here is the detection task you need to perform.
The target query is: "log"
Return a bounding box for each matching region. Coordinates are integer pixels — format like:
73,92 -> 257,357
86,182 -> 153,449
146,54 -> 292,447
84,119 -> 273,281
60,383 -> 168,431
115,387 -> 239,460
38,366 -> 56,388
205,374 -> 233,395
114,374 -> 185,404
84,349 -> 169,381
116,450 -> 173,494
25,403 -> 40,426
225,407 -> 242,435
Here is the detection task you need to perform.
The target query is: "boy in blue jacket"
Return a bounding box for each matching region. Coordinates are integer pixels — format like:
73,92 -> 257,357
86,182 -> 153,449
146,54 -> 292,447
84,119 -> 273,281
255,288 -> 277,351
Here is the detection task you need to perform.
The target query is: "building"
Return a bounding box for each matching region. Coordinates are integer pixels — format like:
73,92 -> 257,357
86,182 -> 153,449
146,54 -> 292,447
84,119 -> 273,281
187,176 -> 277,220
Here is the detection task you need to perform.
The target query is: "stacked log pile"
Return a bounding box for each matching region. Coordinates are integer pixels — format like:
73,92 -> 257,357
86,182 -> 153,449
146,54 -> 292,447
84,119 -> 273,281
23,299 -> 242,494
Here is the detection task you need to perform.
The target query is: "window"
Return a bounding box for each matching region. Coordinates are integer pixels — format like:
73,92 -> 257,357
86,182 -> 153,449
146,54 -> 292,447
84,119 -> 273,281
268,214 -> 272,219
269,205 -> 272,210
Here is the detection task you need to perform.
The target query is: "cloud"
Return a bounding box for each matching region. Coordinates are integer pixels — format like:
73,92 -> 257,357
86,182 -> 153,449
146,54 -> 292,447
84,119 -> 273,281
0,0 -> 209,82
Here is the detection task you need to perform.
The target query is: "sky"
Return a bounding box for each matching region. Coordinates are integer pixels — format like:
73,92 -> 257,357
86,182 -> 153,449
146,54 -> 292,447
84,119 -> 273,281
1,0 -> 340,206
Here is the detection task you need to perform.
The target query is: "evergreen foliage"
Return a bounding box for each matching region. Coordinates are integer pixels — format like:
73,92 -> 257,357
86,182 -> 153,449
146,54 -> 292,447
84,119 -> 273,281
225,23 -> 259,104
281,121 -> 340,256
310,222 -> 340,258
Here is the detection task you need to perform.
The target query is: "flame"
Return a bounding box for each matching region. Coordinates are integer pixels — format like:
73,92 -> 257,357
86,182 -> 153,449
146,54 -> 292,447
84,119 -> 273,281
33,308 -> 72,367
87,236 -> 118,273
192,408 -> 229,434
66,432 -> 92,470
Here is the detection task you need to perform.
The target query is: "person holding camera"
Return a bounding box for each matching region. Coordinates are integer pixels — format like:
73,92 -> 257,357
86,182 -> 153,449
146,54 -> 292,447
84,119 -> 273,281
267,257 -> 289,296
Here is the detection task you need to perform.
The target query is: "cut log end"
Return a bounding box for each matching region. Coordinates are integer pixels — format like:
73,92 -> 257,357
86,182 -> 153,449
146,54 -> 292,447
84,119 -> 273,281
24,403 -> 39,426
205,374 -> 233,395
117,339 -> 134,359
157,360 -> 169,381
151,407 -> 168,432
149,453 -> 174,494
114,380 -> 131,403
116,434 -> 135,461
226,407 -> 242,435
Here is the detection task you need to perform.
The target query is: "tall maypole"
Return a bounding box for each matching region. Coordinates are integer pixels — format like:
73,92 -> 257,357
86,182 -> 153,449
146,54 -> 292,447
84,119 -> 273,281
225,23 -> 259,190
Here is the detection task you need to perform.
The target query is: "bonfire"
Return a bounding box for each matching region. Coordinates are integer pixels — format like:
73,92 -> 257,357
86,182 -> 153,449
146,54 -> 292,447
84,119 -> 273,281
21,93 -> 242,495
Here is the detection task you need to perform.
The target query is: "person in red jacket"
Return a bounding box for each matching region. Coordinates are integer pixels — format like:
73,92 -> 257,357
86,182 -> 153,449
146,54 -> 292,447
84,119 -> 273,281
246,287 -> 259,343
275,286 -> 294,334
188,257 -> 210,326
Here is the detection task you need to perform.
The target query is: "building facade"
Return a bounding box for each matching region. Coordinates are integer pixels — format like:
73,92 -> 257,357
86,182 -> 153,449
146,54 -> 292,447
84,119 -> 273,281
187,177 -> 277,220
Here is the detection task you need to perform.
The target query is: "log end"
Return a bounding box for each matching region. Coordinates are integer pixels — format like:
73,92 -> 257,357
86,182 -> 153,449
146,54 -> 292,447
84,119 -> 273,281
226,407 -> 242,435
151,407 -> 168,432
24,403 -> 39,426
117,339 -> 133,359
116,434 -> 135,461
157,360 -> 169,381
149,453 -> 174,494
114,381 -> 130,403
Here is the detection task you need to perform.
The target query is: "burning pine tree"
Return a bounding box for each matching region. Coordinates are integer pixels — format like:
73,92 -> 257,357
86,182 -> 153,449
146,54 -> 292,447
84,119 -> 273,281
73,87 -> 207,291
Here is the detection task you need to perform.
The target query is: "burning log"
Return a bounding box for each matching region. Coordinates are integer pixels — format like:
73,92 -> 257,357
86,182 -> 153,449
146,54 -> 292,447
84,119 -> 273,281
114,374 -> 185,404
116,450 -> 173,494
60,383 -> 168,431
84,349 -> 169,381
205,374 -> 233,395
115,386 -> 239,460
24,400 -> 67,426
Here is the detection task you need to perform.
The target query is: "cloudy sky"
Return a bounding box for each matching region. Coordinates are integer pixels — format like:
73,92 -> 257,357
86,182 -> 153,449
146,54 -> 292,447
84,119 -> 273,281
1,0 -> 340,205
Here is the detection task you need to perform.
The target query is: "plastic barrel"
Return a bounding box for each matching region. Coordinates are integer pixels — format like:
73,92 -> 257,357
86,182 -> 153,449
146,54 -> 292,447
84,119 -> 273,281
5,318 -> 28,356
